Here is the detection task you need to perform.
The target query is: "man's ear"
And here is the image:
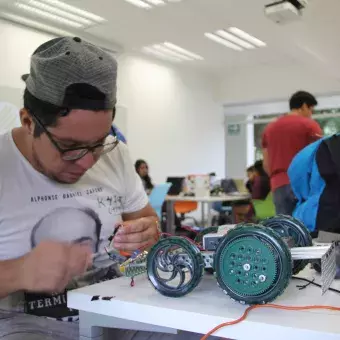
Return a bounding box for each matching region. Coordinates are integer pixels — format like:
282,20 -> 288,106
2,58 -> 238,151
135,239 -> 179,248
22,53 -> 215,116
20,108 -> 34,135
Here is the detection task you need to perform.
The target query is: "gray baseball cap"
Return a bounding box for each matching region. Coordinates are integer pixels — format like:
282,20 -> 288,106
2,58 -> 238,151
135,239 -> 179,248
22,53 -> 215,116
22,36 -> 117,110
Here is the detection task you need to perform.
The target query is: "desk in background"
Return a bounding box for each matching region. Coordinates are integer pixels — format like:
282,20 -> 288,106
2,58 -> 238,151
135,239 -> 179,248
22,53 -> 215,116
165,194 -> 250,233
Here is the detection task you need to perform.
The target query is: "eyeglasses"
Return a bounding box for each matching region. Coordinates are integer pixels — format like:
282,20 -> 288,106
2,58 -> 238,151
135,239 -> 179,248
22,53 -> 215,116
29,110 -> 119,161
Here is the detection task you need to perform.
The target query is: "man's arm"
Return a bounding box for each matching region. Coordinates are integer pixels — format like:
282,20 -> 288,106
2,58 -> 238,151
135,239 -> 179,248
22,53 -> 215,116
308,120 -> 323,144
122,203 -> 157,221
0,242 -> 91,299
0,258 -> 24,299
262,148 -> 270,175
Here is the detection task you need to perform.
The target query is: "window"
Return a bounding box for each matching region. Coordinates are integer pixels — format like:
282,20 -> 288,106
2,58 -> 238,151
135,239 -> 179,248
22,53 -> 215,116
252,108 -> 340,161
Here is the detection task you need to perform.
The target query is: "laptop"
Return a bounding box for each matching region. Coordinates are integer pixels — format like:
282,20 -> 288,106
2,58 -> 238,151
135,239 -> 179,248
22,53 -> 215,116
166,177 -> 185,195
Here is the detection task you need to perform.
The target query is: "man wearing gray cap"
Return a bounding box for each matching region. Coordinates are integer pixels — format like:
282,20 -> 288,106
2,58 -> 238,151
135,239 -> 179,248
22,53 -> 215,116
0,36 -> 203,339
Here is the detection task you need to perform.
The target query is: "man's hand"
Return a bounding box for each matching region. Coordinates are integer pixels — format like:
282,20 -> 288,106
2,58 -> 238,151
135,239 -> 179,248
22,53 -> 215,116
113,217 -> 160,252
18,241 -> 92,293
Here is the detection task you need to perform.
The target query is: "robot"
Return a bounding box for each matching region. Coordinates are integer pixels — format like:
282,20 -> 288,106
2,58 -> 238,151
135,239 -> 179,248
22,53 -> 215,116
107,215 -> 336,305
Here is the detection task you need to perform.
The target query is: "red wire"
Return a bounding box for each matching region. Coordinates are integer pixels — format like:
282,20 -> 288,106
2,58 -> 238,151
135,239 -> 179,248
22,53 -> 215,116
200,304 -> 340,340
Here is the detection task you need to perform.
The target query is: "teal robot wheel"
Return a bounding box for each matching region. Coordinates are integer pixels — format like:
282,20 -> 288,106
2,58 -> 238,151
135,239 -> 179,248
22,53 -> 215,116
261,215 -> 313,274
147,237 -> 204,297
214,224 -> 292,305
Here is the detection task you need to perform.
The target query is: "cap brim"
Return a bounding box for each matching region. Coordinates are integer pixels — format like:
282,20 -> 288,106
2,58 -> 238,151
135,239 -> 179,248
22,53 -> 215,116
21,74 -> 29,82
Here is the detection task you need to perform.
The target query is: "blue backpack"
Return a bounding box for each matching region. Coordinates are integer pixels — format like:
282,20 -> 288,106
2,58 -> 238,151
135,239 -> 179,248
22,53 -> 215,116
288,134 -> 340,234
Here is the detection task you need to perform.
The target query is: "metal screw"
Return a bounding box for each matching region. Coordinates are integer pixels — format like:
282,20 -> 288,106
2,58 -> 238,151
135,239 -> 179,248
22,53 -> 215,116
259,275 -> 266,282
167,265 -> 174,271
243,263 -> 251,271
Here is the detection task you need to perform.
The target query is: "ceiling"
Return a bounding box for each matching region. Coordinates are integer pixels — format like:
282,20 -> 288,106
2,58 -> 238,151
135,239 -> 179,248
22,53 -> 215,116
0,0 -> 339,78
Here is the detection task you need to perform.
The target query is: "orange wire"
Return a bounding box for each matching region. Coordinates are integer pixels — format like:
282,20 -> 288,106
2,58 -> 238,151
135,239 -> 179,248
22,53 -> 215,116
200,304 -> 340,340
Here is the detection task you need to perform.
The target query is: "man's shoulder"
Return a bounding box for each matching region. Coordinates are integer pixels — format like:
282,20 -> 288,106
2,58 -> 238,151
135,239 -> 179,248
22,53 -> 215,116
0,132 -> 13,157
95,141 -> 130,170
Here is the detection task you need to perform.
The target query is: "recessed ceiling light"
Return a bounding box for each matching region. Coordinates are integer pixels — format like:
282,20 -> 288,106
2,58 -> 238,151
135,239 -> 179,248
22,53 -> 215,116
124,0 -> 183,9
13,0 -> 106,28
152,44 -> 193,61
163,42 -> 203,60
142,47 -> 181,62
124,0 -> 151,8
142,42 -> 203,63
40,0 -> 106,23
204,32 -> 243,51
23,0 -> 92,26
0,11 -> 72,36
14,2 -> 83,28
228,27 -> 266,47
215,30 -> 255,49
144,0 -> 165,5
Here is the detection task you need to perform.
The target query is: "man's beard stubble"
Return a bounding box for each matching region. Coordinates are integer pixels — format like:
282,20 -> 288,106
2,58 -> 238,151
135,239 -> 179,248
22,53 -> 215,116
31,144 -> 68,184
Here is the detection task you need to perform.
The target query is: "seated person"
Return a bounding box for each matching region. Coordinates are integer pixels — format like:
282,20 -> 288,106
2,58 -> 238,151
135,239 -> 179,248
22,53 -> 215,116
245,165 -> 255,193
288,133 -> 340,237
135,159 -> 154,195
251,160 -> 271,200
0,36 -> 203,340
237,161 -> 270,223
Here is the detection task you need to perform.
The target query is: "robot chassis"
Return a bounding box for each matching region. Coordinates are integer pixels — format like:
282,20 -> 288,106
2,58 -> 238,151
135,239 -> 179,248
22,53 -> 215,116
108,215 -> 336,305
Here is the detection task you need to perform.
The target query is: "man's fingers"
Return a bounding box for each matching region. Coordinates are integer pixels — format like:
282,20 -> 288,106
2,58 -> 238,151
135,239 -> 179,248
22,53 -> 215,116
116,219 -> 148,235
68,245 -> 92,277
114,227 -> 153,245
114,240 -> 151,252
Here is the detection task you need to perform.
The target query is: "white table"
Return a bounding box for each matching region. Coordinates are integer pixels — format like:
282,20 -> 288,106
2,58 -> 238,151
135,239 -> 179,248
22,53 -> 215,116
68,267 -> 340,340
165,194 -> 250,233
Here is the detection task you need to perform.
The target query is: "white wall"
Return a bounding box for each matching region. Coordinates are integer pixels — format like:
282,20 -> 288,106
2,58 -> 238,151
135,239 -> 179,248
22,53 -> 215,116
217,63 -> 340,105
116,54 -> 224,183
0,19 -> 225,184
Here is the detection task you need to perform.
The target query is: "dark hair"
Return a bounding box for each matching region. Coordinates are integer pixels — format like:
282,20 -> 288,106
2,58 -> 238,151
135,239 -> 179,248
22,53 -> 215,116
254,160 -> 267,177
135,159 -> 153,191
247,165 -> 255,172
23,89 -> 116,138
289,91 -> 318,110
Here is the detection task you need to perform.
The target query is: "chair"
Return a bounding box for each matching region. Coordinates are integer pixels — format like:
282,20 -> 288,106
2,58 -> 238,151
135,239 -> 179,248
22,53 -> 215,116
149,183 -> 172,219
252,192 -> 276,221
174,201 -> 199,225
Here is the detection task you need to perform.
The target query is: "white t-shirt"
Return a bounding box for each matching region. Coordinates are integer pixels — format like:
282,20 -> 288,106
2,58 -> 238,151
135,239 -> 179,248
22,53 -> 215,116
0,131 -> 148,316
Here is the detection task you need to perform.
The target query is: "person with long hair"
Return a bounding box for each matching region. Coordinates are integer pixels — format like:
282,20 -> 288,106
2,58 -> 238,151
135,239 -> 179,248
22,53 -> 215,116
252,160 -> 271,200
135,159 -> 154,194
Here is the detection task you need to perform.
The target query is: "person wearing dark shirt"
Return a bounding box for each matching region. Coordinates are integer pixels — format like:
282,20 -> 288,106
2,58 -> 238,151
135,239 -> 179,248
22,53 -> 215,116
135,159 -> 154,194
245,165 -> 255,194
262,91 -> 323,215
251,160 -> 271,200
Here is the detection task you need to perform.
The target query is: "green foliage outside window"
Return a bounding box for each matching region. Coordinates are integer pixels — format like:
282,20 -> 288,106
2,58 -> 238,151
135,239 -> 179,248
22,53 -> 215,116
253,109 -> 340,161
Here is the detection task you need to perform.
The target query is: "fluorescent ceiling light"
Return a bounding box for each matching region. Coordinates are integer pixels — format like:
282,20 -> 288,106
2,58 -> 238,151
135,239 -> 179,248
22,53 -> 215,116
0,12 -> 72,36
124,0 -> 182,9
142,47 -> 181,62
228,27 -> 266,47
22,0 -> 92,25
215,30 -> 255,49
204,32 -> 243,51
143,42 -> 203,62
144,0 -> 165,5
163,42 -> 203,60
152,44 -> 192,60
124,0 -> 152,9
39,0 -> 106,23
14,2 -> 83,28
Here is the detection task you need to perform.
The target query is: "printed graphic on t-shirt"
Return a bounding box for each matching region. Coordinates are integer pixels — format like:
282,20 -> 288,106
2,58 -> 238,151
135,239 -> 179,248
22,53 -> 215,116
25,186 -> 124,319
